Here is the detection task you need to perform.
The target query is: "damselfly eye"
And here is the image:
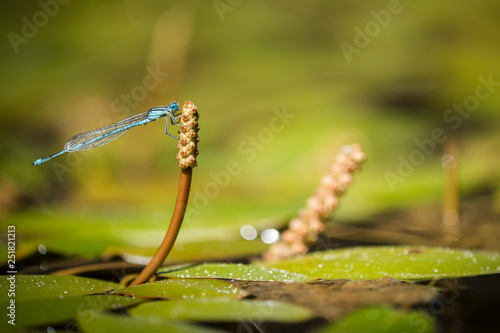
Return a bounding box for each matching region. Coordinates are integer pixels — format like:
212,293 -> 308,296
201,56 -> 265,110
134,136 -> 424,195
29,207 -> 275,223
169,101 -> 180,112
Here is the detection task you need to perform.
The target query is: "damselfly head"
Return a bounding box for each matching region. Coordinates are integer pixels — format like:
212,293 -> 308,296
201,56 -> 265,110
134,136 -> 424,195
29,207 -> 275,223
169,101 -> 179,111
168,101 -> 181,117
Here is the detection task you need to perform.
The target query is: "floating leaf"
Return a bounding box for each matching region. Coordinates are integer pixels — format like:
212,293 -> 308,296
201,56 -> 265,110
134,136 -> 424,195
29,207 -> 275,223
317,307 -> 435,333
8,295 -> 140,330
130,297 -> 314,323
108,238 -> 269,265
4,209 -> 272,261
113,278 -> 247,299
77,311 -> 224,333
0,275 -> 140,331
260,246 -> 500,280
0,275 -> 120,300
157,263 -> 312,282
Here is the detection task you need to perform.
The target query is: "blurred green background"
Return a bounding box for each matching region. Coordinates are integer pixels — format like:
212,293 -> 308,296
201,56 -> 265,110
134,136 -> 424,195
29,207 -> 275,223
1,1 -> 499,261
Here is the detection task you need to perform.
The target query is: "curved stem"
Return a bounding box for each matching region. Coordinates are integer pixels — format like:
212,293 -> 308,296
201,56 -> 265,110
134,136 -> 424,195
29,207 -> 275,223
53,262 -> 143,276
129,167 -> 192,286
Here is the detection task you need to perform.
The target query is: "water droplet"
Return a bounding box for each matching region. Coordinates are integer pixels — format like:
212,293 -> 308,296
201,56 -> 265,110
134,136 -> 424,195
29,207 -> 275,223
38,244 -> 47,255
240,225 -> 258,240
261,229 -> 280,244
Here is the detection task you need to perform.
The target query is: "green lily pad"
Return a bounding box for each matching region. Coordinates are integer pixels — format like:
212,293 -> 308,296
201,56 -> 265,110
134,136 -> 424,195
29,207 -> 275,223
107,238 -> 270,265
0,275 -> 120,300
130,297 -> 314,323
8,295 -> 140,330
157,263 -> 312,282
77,311 -> 224,333
317,307 -> 435,333
3,209 -> 273,261
260,246 -> 500,280
0,275 -> 140,331
113,278 -> 247,299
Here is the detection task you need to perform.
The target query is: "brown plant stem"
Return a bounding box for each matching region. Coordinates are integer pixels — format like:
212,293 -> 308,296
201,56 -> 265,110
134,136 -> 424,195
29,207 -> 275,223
129,101 -> 199,286
129,167 -> 192,286
52,261 -> 143,276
